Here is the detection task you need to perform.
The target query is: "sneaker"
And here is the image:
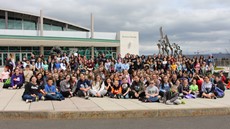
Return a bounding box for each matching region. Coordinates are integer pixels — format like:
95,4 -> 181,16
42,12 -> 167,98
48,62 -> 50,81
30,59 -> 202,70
8,87 -> 13,90
35,96 -> 39,102
41,96 -> 45,101
26,99 -> 32,103
181,100 -> 186,104
85,96 -> 89,100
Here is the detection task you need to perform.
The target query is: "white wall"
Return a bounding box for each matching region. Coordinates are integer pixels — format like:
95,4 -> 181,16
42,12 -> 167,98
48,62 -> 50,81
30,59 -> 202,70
118,31 -> 139,57
0,29 -> 117,40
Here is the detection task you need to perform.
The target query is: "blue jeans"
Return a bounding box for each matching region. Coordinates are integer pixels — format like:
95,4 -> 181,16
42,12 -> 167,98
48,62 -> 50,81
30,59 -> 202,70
122,94 -> 129,99
147,96 -> 159,102
45,92 -> 64,101
22,93 -> 43,102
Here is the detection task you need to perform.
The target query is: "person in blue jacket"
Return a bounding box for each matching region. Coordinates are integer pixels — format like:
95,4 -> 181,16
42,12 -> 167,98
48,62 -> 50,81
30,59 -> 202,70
77,73 -> 91,99
44,78 -> 64,101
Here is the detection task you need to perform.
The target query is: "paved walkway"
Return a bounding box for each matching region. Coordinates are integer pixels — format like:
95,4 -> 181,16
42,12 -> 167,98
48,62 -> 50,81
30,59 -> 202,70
0,83 -> 230,119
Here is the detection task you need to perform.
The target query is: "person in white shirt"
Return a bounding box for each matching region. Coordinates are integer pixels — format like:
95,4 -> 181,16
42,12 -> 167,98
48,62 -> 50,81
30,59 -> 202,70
89,75 -> 107,97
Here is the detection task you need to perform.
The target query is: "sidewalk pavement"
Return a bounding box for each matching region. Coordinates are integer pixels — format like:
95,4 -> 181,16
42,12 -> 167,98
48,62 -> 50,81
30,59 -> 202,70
0,83 -> 230,119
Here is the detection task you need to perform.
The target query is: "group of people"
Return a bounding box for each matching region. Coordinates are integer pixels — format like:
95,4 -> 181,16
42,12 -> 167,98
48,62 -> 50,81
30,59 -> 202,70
1,52 -> 229,105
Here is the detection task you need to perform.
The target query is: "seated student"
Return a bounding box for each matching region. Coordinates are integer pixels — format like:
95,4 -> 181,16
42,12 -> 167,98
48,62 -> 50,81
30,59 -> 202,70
159,76 -> 171,98
70,76 -> 78,96
165,85 -> 182,105
109,80 -> 122,99
22,76 -> 45,103
60,75 -> 73,98
142,81 -> 160,103
9,68 -> 24,89
1,66 -> 10,83
101,78 -> 113,96
189,79 -> 199,98
89,75 -> 107,97
36,72 -> 45,90
44,78 -> 64,101
226,78 -> 230,89
23,65 -> 33,84
200,76 -> 216,99
77,73 -> 91,99
130,75 -> 145,99
121,77 -> 130,99
2,66 -> 11,88
178,79 -> 191,98
213,76 -> 225,98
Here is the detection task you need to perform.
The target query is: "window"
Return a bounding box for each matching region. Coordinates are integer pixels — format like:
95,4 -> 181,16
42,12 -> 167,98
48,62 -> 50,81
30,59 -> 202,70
8,18 -> 22,30
0,17 -> 5,29
23,20 -> 36,30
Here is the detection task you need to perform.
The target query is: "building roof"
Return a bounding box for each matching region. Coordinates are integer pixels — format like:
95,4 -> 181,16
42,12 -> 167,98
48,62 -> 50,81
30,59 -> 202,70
0,35 -> 119,43
0,8 -> 90,31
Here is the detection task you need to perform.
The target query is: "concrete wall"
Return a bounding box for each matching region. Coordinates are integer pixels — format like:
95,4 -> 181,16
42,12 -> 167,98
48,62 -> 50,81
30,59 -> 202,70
0,29 -> 117,40
118,31 -> 139,57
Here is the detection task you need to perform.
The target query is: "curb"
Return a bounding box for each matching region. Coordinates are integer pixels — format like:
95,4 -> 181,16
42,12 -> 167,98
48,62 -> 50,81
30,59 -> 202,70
0,107 -> 230,120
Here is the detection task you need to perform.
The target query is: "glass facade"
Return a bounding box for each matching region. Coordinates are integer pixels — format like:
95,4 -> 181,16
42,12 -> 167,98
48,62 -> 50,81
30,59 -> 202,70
0,17 -> 5,29
94,47 -> 117,59
0,46 -> 117,66
8,18 -> 22,30
43,24 -> 63,31
23,20 -> 36,30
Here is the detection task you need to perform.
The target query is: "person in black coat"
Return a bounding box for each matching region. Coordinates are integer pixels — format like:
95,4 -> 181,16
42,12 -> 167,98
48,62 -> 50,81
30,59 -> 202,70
22,76 -> 45,103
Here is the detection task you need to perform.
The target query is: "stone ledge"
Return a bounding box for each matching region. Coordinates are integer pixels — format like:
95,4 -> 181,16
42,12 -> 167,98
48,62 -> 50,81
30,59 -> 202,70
0,107 -> 229,120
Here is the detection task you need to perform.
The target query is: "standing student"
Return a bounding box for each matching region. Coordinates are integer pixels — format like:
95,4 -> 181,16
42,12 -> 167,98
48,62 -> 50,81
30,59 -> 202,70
22,76 -> 45,103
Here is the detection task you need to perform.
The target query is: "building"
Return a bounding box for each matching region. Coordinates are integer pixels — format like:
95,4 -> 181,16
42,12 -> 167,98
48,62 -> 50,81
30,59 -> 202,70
0,8 -> 139,66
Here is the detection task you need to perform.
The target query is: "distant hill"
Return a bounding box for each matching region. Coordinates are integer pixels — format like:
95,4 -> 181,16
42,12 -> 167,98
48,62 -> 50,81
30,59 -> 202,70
185,53 -> 230,59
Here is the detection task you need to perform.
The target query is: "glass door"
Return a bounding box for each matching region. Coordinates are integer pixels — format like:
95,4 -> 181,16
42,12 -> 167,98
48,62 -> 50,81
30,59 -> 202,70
3,53 -> 8,66
0,53 -> 2,66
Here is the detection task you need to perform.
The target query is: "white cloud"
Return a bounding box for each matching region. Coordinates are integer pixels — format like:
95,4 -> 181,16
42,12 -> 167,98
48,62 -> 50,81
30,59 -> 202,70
0,0 -> 229,55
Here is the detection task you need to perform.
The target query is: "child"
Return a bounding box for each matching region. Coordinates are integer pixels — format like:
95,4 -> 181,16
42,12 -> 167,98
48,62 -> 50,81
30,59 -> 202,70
121,77 -> 130,99
142,81 -> 160,103
226,78 -> 230,89
1,66 -> 10,83
189,79 -> 199,98
165,85 -> 183,105
110,80 -> 122,99
44,78 -> 64,101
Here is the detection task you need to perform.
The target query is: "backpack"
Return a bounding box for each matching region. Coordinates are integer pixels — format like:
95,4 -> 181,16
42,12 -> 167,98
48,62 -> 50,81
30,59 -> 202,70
4,78 -> 11,85
215,87 -> 224,98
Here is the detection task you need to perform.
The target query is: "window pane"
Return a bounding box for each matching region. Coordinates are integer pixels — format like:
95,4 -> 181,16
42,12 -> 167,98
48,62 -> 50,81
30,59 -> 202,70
44,24 -> 51,30
0,18 -> 5,29
23,20 -> 36,30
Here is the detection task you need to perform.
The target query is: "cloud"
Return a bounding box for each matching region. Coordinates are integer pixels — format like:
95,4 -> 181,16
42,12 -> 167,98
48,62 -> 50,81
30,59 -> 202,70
0,0 -> 229,55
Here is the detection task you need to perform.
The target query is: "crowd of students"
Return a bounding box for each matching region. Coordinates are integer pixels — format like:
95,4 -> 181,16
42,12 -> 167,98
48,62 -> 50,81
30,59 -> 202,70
1,52 -> 229,104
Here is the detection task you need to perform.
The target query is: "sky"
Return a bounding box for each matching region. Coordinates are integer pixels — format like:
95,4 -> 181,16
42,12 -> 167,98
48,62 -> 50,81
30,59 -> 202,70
0,0 -> 230,55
